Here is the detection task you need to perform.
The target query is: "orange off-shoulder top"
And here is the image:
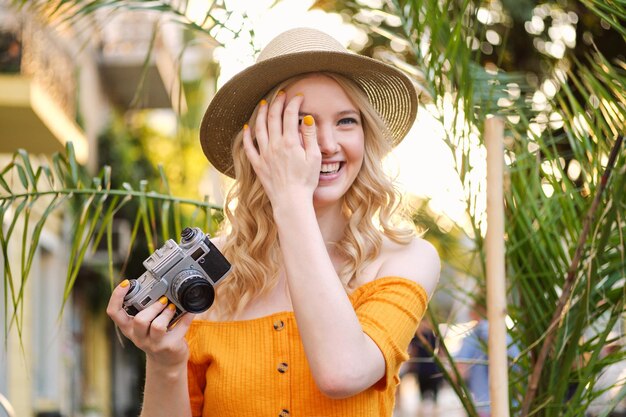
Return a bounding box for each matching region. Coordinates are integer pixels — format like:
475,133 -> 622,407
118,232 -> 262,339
186,277 -> 428,417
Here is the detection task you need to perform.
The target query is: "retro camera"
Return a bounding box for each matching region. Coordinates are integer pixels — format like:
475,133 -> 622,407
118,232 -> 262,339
122,227 -> 232,325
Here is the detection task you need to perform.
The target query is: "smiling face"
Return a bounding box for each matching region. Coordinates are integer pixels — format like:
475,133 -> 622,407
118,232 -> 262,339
284,74 -> 365,210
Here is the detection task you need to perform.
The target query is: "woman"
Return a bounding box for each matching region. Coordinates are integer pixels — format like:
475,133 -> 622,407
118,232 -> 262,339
107,27 -> 440,417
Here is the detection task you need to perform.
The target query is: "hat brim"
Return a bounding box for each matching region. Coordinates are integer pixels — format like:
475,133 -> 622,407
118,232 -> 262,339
200,50 -> 418,178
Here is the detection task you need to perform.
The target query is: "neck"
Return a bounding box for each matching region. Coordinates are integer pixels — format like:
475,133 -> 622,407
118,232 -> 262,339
314,202 -> 347,245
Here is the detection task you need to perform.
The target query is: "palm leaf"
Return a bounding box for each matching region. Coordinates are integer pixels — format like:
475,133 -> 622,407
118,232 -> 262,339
0,143 -> 222,332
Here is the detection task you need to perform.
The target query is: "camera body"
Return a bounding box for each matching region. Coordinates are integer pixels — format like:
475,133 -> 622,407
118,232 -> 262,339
122,227 -> 232,325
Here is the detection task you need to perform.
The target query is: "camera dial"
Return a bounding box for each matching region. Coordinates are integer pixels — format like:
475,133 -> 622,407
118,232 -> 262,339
171,269 -> 215,313
181,227 -> 196,242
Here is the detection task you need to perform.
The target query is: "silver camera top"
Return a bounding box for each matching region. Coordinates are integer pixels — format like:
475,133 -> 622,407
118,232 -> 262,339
144,240 -> 184,278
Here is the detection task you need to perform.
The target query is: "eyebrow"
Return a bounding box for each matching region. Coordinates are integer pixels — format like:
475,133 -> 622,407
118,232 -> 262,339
298,110 -> 360,118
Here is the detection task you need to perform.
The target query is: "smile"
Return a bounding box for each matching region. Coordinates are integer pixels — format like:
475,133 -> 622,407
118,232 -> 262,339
320,162 -> 342,175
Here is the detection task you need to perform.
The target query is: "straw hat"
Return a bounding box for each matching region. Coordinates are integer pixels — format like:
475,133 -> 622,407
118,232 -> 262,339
200,27 -> 419,178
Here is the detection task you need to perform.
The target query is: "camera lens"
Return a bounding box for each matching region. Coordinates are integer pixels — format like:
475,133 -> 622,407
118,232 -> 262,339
173,270 -> 215,313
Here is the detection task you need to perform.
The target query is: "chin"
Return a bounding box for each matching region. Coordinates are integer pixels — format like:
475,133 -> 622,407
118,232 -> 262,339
312,190 -> 346,210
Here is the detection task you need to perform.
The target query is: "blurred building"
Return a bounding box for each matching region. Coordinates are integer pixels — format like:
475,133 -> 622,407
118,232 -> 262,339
0,3 -> 214,416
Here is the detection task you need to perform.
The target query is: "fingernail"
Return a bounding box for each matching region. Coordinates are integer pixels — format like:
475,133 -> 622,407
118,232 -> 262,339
120,279 -> 130,288
303,115 -> 314,126
277,90 -> 285,96
296,93 -> 304,97
159,296 -> 168,305
243,123 -> 249,130
260,99 -> 267,106
167,303 -> 176,311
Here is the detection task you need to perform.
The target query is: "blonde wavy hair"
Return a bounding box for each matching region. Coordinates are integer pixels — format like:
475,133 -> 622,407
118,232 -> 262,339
213,72 -> 416,319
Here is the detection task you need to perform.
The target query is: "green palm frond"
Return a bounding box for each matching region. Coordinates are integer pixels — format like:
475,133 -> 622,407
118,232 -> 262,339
0,143 -> 220,338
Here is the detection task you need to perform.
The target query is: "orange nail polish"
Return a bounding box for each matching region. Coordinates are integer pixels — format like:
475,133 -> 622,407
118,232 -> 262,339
243,123 -> 249,130
159,296 -> 168,305
277,90 -> 285,96
303,115 -> 314,126
260,99 -> 267,106
167,303 -> 176,311
296,93 -> 304,97
120,279 -> 130,288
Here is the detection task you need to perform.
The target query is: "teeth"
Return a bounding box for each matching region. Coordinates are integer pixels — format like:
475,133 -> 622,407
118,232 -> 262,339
320,162 -> 340,174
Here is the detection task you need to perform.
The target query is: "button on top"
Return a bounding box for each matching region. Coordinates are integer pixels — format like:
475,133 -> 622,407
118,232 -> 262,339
273,320 -> 285,331
277,362 -> 288,373
279,410 -> 290,417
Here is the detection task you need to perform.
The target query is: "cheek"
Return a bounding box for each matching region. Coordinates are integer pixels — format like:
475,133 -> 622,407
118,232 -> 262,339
351,135 -> 365,164
352,138 -> 366,177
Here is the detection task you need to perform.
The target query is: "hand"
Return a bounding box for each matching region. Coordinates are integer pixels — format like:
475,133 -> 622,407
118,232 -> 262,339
242,92 -> 321,207
107,279 -> 195,368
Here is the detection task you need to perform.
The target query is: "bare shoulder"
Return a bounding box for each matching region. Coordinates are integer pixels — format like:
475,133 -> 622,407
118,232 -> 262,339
377,236 -> 440,296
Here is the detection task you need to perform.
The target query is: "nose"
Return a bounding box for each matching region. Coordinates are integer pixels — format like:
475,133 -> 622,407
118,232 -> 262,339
316,124 -> 339,155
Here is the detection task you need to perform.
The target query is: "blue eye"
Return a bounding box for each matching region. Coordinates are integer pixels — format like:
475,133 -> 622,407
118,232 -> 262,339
338,118 -> 358,125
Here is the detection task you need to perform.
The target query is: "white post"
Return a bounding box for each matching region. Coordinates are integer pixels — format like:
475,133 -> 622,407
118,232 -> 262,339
485,116 -> 510,417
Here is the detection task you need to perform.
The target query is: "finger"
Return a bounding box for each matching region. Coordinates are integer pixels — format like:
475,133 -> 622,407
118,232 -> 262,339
106,279 -> 132,327
254,99 -> 270,153
242,124 -> 261,168
267,92 -> 286,142
167,312 -> 196,339
132,295 -> 169,334
148,303 -> 177,339
301,115 -> 320,156
282,93 -> 304,147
